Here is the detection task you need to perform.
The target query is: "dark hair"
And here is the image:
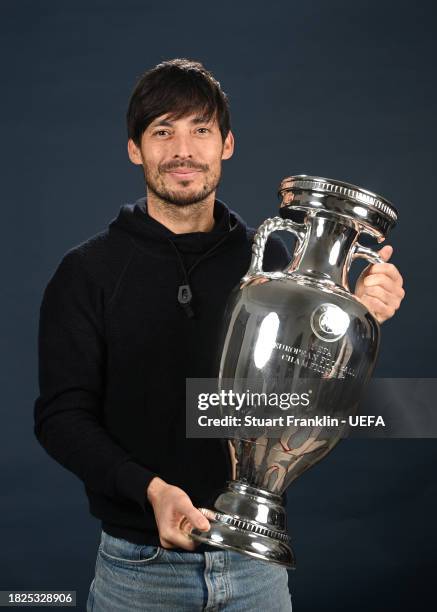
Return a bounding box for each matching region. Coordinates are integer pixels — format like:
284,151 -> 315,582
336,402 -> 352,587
127,58 -> 231,146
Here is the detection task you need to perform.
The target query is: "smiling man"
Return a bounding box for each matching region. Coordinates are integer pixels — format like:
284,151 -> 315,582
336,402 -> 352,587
130,114 -> 229,209
34,59 -> 404,611
127,109 -> 233,235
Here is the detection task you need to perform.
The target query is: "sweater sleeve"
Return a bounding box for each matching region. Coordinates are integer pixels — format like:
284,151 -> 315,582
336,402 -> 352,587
33,250 -> 157,512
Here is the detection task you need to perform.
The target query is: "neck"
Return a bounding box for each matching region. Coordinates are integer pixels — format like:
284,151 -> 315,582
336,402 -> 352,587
288,214 -> 358,290
146,189 -> 216,234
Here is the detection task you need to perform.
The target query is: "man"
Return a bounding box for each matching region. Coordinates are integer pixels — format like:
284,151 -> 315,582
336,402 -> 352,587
34,59 -> 405,611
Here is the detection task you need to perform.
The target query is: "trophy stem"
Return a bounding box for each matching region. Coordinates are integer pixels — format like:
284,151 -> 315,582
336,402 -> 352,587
189,480 -> 296,569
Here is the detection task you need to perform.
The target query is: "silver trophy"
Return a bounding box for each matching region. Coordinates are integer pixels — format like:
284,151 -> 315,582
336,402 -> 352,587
184,176 -> 398,568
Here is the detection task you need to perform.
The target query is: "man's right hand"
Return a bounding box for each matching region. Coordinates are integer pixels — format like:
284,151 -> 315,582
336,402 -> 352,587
146,477 -> 210,550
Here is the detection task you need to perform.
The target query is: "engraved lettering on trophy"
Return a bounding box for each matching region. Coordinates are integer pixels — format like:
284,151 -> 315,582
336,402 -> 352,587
274,341 -> 356,378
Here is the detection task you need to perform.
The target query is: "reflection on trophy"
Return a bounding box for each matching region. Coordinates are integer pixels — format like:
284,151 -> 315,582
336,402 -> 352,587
185,176 -> 398,568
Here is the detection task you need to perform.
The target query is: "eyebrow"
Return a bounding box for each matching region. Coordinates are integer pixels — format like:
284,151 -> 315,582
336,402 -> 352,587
150,115 -> 213,128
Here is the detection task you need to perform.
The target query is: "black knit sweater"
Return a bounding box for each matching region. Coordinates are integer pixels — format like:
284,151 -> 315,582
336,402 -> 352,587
34,197 -> 290,546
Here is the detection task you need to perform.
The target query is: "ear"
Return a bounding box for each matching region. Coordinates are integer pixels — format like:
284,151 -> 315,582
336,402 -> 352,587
221,130 -> 235,160
127,138 -> 143,166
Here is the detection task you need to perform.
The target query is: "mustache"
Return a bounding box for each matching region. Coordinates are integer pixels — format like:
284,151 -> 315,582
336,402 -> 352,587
160,160 -> 209,172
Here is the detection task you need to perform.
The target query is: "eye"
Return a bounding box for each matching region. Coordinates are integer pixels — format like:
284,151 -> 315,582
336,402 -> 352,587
196,127 -> 210,134
153,129 -> 171,137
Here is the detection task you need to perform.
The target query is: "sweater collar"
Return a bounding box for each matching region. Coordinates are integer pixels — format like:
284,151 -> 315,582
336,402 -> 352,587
109,196 -> 247,256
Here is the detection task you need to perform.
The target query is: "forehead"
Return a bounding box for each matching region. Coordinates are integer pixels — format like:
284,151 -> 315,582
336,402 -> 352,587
149,111 -> 217,127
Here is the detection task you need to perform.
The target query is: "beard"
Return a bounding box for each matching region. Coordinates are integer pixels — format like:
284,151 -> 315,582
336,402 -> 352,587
144,161 -> 221,207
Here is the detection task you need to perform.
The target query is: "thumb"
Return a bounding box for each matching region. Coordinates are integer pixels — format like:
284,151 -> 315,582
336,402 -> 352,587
377,244 -> 393,262
179,499 -> 210,531
188,508 -> 211,531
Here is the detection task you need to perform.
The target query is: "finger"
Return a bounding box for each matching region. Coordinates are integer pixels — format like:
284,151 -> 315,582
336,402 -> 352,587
178,515 -> 206,538
363,273 -> 395,288
176,499 -> 210,531
365,262 -> 403,284
362,285 -> 403,309
358,295 -> 395,322
377,245 -> 393,262
362,285 -> 391,306
184,507 -> 211,532
159,537 -> 175,549
242,277 -> 269,288
160,518 -> 202,551
363,274 -> 406,299
160,531 -> 200,551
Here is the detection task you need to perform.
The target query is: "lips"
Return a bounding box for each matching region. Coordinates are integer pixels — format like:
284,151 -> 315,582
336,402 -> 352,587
167,169 -> 202,179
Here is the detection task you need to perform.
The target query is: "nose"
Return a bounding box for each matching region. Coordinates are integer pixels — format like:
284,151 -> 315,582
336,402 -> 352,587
171,132 -> 193,159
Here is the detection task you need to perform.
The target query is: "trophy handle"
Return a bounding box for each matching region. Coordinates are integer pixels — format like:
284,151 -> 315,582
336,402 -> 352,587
351,243 -> 384,265
242,217 -> 307,283
344,243 -> 384,288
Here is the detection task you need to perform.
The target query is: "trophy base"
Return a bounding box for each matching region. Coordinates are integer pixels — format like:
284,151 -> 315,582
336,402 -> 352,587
188,481 -> 296,569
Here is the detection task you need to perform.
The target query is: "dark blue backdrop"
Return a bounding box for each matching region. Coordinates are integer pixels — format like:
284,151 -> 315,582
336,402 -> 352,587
2,1 -> 436,610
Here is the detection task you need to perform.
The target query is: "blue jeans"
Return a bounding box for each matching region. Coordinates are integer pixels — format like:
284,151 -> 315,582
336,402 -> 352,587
87,530 -> 292,611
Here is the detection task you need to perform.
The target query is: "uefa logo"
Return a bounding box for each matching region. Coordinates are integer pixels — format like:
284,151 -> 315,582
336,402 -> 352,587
310,303 -> 350,342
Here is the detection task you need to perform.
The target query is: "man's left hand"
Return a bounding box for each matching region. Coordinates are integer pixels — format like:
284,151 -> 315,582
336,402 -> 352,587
354,245 -> 405,324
